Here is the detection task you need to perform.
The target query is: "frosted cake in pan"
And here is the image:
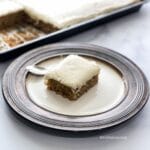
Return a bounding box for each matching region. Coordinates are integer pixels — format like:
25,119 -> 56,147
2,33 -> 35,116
0,0 -> 141,51
15,0 -> 140,32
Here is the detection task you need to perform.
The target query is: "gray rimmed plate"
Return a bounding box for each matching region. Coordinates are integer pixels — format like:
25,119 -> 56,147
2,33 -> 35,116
2,43 -> 149,131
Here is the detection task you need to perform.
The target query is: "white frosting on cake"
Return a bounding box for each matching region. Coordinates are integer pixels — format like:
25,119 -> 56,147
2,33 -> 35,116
13,0 -> 139,28
44,55 -> 100,89
0,0 -> 23,17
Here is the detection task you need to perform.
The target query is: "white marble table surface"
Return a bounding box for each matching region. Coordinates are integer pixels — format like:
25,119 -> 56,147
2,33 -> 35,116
0,3 -> 150,150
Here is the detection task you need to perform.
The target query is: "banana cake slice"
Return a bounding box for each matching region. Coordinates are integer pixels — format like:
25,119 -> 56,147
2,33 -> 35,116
44,55 -> 100,100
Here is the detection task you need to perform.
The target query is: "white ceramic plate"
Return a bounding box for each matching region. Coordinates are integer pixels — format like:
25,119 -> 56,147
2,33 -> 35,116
26,57 -> 125,116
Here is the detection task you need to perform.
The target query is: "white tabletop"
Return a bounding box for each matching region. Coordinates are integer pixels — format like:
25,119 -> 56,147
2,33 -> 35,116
0,3 -> 150,150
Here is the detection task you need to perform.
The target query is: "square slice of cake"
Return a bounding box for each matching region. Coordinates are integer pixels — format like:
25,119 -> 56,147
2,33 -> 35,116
44,55 -> 100,100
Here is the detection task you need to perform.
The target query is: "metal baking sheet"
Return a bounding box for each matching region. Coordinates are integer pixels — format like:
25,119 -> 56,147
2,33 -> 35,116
0,1 -> 145,60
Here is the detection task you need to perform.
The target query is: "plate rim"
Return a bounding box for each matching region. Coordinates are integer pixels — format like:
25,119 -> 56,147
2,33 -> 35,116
2,43 -> 150,131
